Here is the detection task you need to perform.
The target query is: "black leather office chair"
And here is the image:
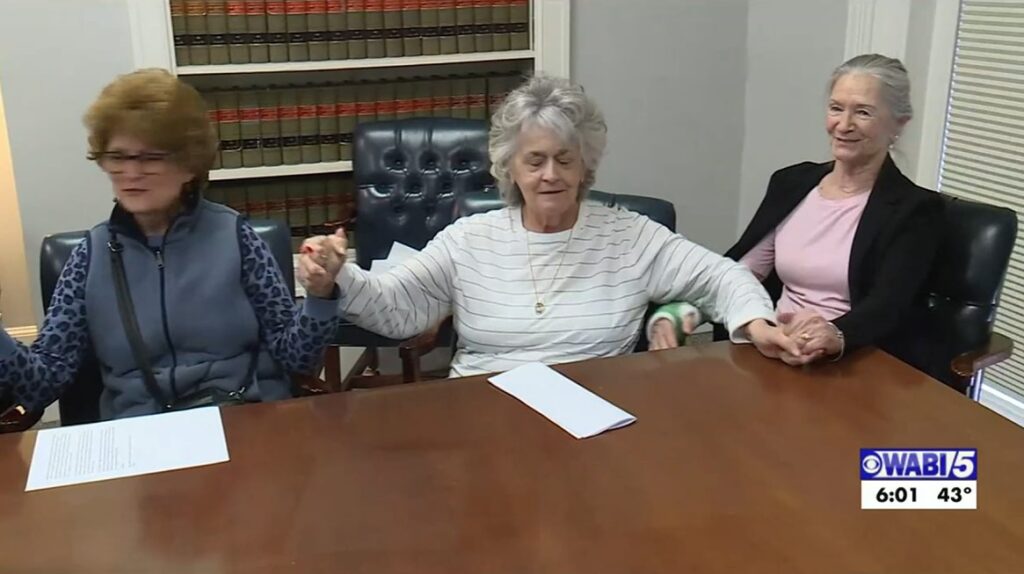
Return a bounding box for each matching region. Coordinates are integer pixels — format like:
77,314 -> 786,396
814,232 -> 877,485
885,195 -> 1017,398
330,118 -> 500,387
29,218 -> 296,427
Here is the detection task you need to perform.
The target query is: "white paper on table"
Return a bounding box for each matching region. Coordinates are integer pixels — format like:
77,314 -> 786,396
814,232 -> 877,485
25,407 -> 229,492
488,362 -> 637,439
369,241 -> 420,274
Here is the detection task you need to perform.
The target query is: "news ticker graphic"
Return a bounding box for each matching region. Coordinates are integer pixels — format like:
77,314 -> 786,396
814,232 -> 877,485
860,448 -> 977,510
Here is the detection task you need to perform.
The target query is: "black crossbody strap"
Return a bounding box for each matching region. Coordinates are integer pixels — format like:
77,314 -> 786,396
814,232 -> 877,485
108,232 -> 172,412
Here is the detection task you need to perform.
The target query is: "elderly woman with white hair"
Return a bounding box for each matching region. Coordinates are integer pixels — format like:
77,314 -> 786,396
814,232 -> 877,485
649,54 -> 943,365
298,75 -> 805,376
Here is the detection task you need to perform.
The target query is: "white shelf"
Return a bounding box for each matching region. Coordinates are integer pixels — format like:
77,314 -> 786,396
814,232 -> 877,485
177,50 -> 536,76
209,161 -> 353,181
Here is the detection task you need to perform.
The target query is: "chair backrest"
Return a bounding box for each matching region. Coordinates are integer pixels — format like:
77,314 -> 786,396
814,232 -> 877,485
887,195 -> 1018,390
39,218 -> 294,425
352,118 -> 498,269
456,189 -> 677,232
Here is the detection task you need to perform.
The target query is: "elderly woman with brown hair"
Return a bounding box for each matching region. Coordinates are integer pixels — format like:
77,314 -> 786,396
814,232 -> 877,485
298,75 -> 806,376
0,69 -> 340,420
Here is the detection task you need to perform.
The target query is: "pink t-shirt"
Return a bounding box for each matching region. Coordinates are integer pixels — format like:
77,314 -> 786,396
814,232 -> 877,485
740,186 -> 871,321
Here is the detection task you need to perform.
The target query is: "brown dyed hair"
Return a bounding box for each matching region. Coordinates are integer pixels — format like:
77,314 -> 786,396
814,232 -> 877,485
84,68 -> 217,197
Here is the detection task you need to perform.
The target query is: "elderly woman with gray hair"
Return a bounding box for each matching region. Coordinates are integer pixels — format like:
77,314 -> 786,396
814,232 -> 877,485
649,54 -> 943,365
299,75 -> 804,376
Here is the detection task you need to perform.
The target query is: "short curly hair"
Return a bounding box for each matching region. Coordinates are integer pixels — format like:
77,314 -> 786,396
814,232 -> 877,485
84,68 -> 217,196
489,75 -> 608,205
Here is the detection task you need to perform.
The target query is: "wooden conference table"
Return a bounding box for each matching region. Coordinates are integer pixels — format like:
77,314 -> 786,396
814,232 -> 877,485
2,343 -> 1024,573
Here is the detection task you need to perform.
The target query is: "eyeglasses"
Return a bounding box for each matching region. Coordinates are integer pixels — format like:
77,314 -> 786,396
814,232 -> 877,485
88,151 -> 173,175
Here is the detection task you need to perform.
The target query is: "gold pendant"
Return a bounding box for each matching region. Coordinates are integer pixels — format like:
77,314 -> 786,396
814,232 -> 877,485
535,301 -> 545,315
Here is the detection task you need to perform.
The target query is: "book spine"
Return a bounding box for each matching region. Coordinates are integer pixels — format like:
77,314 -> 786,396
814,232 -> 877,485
437,0 -> 456,54
327,0 -> 349,60
395,78 -> 416,120
472,0 -> 492,52
509,0 -> 527,50
266,184 -> 290,234
267,0 -> 289,61
307,0 -> 329,60
298,87 -> 322,163
246,0 -> 270,62
186,0 -> 210,65
455,0 -> 474,53
287,180 -> 310,244
356,82 -> 378,126
336,84 -> 357,160
365,0 -> 385,58
170,0 -> 191,65
347,0 -> 367,58
286,0 -> 309,61
420,0 -> 439,55
383,0 -> 403,57
401,0 -> 421,56
246,182 -> 269,219
279,88 -> 302,165
450,76 -> 469,118
239,90 -> 262,167
491,0 -> 509,51
225,0 -> 250,63
467,75 -> 487,120
258,89 -> 283,166
307,179 -> 329,234
317,86 -> 341,161
205,183 -> 225,204
325,178 -> 345,226
431,76 -> 451,117
217,90 -> 243,169
375,81 -> 397,122
412,77 -> 433,117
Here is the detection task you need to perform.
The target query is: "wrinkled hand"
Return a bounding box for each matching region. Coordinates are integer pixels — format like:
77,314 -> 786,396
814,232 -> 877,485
778,309 -> 841,362
650,319 -> 678,350
745,319 -> 809,366
297,228 -> 347,299
650,310 -> 700,351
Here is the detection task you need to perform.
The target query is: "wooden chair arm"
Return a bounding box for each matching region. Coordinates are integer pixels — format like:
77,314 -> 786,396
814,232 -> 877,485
399,317 -> 453,384
951,332 -> 1014,378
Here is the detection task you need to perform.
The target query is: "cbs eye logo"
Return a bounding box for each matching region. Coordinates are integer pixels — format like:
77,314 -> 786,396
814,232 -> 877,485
861,453 -> 882,477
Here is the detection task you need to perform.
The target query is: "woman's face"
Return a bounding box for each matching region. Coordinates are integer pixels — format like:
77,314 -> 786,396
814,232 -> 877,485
98,133 -> 194,219
826,73 -> 905,167
509,125 -> 584,221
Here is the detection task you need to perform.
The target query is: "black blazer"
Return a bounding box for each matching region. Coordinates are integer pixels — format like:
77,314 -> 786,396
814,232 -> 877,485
727,155 -> 943,352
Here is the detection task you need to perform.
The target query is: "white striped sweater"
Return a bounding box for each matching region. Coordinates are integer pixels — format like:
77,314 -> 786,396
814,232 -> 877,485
337,201 -> 775,377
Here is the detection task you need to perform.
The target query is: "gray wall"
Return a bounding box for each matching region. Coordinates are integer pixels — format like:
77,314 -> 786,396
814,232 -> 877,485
0,0 -> 136,320
736,0 -> 848,231
571,0 -> 750,253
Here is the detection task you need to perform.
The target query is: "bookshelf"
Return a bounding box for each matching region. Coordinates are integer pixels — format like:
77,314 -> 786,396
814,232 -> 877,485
209,160 -> 352,181
178,49 -> 536,76
125,0 -> 570,254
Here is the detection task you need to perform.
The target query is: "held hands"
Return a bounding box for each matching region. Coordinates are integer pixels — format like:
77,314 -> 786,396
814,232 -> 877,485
743,319 -> 811,366
777,309 -> 843,364
297,228 -> 347,299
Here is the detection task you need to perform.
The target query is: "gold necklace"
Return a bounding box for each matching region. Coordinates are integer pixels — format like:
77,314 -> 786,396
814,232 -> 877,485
520,213 -> 575,315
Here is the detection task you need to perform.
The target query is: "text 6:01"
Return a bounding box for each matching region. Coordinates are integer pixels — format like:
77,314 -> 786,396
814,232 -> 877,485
876,487 -> 917,503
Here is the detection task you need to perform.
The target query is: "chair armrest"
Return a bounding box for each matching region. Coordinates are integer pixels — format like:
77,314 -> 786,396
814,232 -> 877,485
399,317 -> 453,383
951,332 -> 1014,378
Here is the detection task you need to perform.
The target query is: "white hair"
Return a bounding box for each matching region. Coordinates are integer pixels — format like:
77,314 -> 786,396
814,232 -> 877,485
488,75 -> 608,205
829,53 -> 913,124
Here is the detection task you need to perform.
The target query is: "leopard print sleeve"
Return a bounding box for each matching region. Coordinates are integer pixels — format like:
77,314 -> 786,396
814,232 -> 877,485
238,222 -> 338,374
0,239 -> 92,411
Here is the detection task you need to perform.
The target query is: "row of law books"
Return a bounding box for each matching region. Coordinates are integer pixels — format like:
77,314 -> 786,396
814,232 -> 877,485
206,176 -> 356,250
171,0 -> 530,66
204,71 -> 522,169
